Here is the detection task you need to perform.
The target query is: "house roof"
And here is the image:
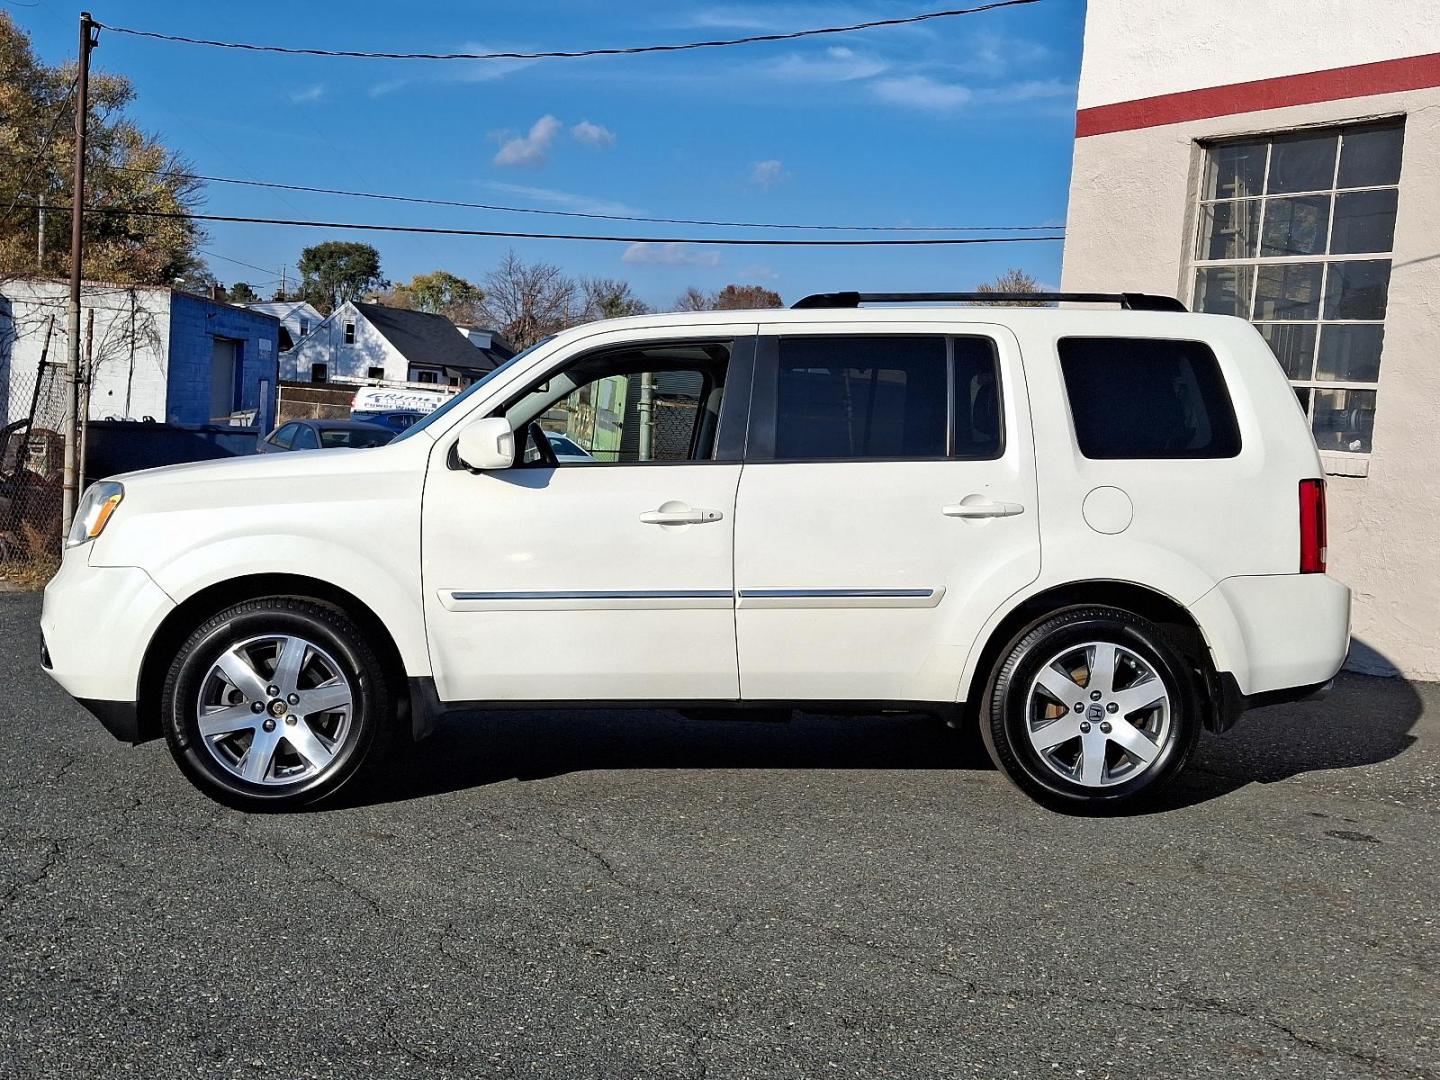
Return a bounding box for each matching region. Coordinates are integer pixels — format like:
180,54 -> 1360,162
352,302 -> 509,371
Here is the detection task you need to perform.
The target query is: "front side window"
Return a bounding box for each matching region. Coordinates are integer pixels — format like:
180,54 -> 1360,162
1058,337 -> 1241,459
507,341 -> 731,465
762,335 -> 1001,461
1191,121 -> 1403,453
291,425 -> 320,450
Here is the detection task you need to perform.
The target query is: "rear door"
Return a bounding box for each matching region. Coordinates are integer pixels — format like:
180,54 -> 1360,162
733,321 -> 1040,703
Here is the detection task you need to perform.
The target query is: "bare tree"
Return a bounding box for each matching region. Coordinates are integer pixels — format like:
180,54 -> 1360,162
580,277 -> 649,321
973,268 -> 1051,306
479,251 -> 578,349
672,286 -> 712,312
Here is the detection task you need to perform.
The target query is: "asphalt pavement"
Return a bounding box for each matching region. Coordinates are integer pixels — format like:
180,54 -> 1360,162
1,592 -> 1436,1079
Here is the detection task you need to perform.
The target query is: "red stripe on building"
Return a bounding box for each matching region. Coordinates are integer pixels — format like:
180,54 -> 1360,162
1076,52 -> 1440,138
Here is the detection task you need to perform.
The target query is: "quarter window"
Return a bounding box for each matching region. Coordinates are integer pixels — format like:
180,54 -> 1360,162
1058,338 -> 1241,460
1191,121 -> 1403,453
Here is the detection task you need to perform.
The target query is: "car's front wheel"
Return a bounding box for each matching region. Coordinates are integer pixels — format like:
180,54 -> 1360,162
161,596 -> 394,810
982,606 -> 1201,810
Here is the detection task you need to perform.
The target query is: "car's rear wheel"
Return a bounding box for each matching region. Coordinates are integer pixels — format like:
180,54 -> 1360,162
982,606 -> 1201,810
161,597 -> 394,810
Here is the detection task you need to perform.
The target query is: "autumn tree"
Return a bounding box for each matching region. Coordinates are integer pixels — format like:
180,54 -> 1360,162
671,284 -> 782,311
712,283 -> 783,310
298,241 -> 387,314
385,269 -> 484,324
0,12 -> 205,284
479,250 -> 577,349
580,277 -> 648,321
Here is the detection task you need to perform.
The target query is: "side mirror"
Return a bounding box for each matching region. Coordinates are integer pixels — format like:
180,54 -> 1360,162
456,416 -> 515,471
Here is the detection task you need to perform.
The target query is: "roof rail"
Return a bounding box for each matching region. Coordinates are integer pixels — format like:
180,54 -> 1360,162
790,291 -> 1188,312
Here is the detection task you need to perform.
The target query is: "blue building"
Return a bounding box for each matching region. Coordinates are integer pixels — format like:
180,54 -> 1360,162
0,281 -> 281,429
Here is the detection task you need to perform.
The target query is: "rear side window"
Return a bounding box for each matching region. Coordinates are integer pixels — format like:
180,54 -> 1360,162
767,335 -> 1001,461
1058,337 -> 1241,459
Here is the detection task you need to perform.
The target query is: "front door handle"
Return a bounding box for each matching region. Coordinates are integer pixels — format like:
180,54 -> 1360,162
942,498 -> 1025,519
640,506 -> 724,525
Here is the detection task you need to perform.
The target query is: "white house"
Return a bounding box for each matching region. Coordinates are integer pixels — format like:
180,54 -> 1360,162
282,301 -> 514,387
1060,0 -> 1440,680
244,300 -> 323,352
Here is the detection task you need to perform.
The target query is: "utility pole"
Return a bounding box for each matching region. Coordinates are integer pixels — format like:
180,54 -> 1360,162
36,195 -> 45,269
62,12 -> 98,536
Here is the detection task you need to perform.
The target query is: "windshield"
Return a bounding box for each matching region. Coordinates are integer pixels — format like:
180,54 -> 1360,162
389,336 -> 555,443
321,427 -> 394,449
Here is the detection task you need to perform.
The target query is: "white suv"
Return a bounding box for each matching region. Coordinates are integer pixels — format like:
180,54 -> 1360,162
42,292 -> 1351,811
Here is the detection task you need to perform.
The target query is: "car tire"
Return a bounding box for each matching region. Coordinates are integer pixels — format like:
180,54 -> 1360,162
161,596 -> 395,811
981,606 -> 1201,811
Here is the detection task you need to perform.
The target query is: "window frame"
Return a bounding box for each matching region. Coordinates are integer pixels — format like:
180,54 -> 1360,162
744,333 -> 1005,464
343,321 -> 357,345
1187,119 -> 1403,456
309,362 -> 328,383
484,335 -> 755,469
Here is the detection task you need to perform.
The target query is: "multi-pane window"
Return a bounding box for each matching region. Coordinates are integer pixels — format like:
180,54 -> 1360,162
1191,121 -> 1404,454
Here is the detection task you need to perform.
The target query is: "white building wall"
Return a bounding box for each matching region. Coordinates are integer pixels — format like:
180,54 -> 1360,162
0,280 -> 173,425
1063,0 -> 1440,680
1077,0 -> 1440,109
283,302 -> 405,383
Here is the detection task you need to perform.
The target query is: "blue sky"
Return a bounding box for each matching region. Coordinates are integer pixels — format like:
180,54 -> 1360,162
19,0 -> 1086,307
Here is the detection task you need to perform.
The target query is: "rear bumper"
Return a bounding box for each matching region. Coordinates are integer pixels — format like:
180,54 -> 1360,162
1191,573 -> 1351,698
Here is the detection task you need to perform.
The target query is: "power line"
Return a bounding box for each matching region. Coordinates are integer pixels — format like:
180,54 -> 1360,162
12,154 -> 1059,233
95,1 -> 1041,61
197,246 -> 285,276
23,203 -> 1065,247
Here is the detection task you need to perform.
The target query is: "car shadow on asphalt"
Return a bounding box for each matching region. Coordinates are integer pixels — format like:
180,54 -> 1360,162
330,663 -> 1426,816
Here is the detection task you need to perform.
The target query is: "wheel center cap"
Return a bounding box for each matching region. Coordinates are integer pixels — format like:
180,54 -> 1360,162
1086,703 -> 1105,722
268,699 -> 289,718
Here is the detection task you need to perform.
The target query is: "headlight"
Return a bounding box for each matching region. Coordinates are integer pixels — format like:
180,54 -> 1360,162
67,481 -> 124,547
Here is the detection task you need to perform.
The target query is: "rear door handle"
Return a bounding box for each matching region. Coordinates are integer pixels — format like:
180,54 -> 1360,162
640,507 -> 724,525
942,499 -> 1025,519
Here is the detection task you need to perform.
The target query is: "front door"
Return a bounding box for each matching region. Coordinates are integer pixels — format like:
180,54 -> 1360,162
734,322 -> 1040,703
209,338 -> 239,420
421,330 -> 755,703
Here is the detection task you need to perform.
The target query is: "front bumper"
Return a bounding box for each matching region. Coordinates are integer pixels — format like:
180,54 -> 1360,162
41,550 -> 175,742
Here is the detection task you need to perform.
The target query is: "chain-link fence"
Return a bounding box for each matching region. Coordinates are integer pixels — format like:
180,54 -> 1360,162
0,312 -> 66,566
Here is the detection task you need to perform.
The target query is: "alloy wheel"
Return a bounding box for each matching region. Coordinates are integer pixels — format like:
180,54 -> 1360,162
1025,640 -> 1172,788
194,634 -> 354,787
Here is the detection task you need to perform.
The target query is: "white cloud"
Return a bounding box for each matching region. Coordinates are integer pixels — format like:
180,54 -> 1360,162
571,120 -> 617,148
871,75 -> 973,111
740,263 -> 781,281
952,31 -> 1051,79
288,84 -> 326,104
493,115 -> 563,168
763,46 -> 888,83
973,78 -> 1075,104
750,159 -> 791,189
368,78 -> 409,98
483,181 -> 642,218
622,243 -> 722,268
453,43 -> 537,83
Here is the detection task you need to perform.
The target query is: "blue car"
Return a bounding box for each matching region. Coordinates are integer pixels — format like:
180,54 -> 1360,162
351,409 -> 427,433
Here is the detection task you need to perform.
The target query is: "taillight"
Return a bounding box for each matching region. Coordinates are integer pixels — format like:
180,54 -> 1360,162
1299,479 -> 1327,574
